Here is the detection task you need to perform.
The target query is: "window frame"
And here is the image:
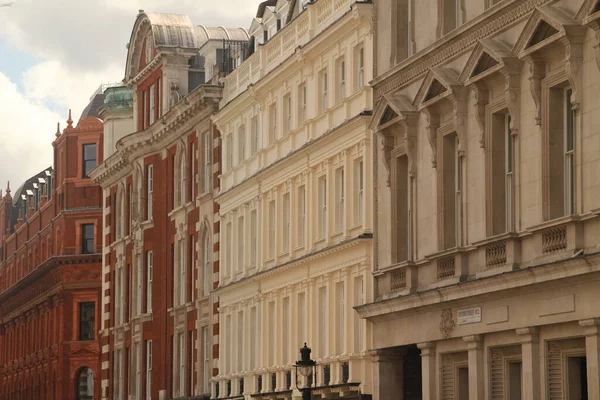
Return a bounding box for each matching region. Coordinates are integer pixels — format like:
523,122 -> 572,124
78,301 -> 95,341
81,223 -> 95,254
82,143 -> 97,178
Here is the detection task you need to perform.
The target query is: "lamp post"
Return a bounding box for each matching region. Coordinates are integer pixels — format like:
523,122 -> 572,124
294,343 -> 316,400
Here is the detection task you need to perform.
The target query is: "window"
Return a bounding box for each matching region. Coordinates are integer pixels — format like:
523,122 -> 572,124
203,133 -> 211,192
238,124 -> 246,165
354,276 -> 364,352
298,84 -> 307,124
149,84 -> 155,125
283,192 -> 290,252
455,136 -> 463,247
268,302 -> 276,365
318,176 -> 327,239
564,88 -> 575,216
394,156 -> 409,261
135,342 -> 142,398
250,116 -> 259,155
82,224 -> 94,254
180,152 -> 187,205
320,70 -> 329,112
284,94 -> 292,133
268,200 -> 276,258
357,47 -> 365,89
202,235 -> 211,297
178,333 -> 185,396
249,307 -> 257,370
83,144 -> 97,178
336,282 -> 345,354
282,297 -> 290,363
250,210 -> 257,266
225,222 -> 232,275
226,135 -> 233,170
490,112 -> 514,235
442,0 -> 462,35
146,251 -> 153,313
298,185 -> 306,247
179,240 -> 186,305
441,133 -> 460,249
355,159 -> 364,224
146,340 -> 153,399
237,311 -> 244,371
136,254 -> 143,316
269,103 -> 278,143
338,58 -> 346,101
394,0 -> 415,62
237,216 -> 244,271
143,90 -> 148,129
78,302 -> 95,341
201,327 -> 210,394
190,142 -> 196,200
335,168 -> 344,231
147,165 -> 153,220
318,287 -> 327,357
77,368 -> 94,400
297,292 -> 306,345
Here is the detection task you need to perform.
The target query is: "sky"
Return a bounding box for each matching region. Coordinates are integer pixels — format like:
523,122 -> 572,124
0,0 -> 259,189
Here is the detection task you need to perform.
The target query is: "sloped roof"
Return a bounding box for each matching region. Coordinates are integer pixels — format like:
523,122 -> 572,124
79,92 -> 106,121
194,26 -> 249,45
145,13 -> 199,49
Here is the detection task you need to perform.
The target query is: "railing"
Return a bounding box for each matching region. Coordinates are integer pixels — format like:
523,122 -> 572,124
257,375 -> 262,392
221,0 -> 355,104
341,362 -> 349,383
542,225 -> 567,254
485,241 -> 507,269
271,373 -> 277,391
437,256 -> 456,280
323,364 -> 331,385
390,269 -> 407,291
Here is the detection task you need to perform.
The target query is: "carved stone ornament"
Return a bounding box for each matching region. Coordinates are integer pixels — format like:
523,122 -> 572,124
423,108 -> 440,168
472,85 -> 489,148
440,308 -> 456,339
525,56 -> 545,125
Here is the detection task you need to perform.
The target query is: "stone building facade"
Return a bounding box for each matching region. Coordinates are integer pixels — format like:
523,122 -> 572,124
212,0 -> 374,398
0,109 -> 104,399
90,12 -> 248,400
357,0 -> 600,399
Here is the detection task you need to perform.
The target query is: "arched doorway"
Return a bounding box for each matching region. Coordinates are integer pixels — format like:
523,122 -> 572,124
76,367 -> 94,400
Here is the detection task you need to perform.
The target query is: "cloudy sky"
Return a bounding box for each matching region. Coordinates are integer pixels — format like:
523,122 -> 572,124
0,0 -> 258,189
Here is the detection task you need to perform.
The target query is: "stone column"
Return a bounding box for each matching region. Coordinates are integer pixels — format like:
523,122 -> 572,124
580,319 -> 600,400
516,327 -> 540,400
369,348 -> 405,400
417,342 -> 436,400
463,335 -> 484,400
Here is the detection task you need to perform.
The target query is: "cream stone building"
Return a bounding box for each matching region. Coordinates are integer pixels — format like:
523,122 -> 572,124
212,0 -> 374,398
357,0 -> 600,399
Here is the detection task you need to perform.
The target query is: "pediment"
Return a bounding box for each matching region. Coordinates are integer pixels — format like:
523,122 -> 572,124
415,68 -> 461,109
71,347 -> 98,358
370,92 -> 417,131
514,6 -> 581,57
576,0 -> 600,22
461,39 -> 518,85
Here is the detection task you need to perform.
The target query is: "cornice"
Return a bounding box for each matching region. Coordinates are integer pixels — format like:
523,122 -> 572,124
373,0 -> 554,102
91,85 -> 222,187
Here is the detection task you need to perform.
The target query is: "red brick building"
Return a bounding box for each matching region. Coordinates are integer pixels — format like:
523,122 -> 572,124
0,106 -> 104,399
90,12 -> 247,400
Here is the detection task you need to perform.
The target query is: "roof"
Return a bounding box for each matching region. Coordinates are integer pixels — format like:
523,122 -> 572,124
195,26 -> 249,45
145,13 -> 199,48
12,167 -> 52,207
79,91 -> 106,121
256,0 -> 277,18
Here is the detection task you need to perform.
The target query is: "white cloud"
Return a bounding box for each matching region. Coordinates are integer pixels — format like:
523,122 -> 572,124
0,0 -> 262,187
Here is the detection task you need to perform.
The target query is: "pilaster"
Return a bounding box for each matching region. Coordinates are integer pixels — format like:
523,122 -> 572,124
463,335 -> 484,400
516,327 -> 540,400
417,342 -> 436,400
579,319 -> 600,400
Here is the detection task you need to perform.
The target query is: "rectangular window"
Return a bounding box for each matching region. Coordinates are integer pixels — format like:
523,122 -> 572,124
142,91 -> 147,130
83,143 -> 97,178
318,176 -> 327,239
564,87 -> 575,216
442,0 -> 461,35
441,134 -> 458,249
318,287 -> 327,357
238,125 -> 246,165
357,47 -> 365,89
320,70 -> 328,112
190,142 -> 196,200
203,133 -> 211,192
506,114 -> 514,232
237,216 -> 244,271
297,292 -> 306,346
354,276 -> 364,352
298,185 -> 306,247
455,136 -> 463,247
269,103 -> 278,143
284,94 -> 292,133
136,254 -> 143,316
490,112 -> 513,235
82,224 -> 94,254
237,311 -> 244,371
336,168 -> 344,231
336,282 -> 345,354
178,333 -> 185,396
250,116 -> 259,155
226,135 -> 233,170
146,251 -> 153,313
338,58 -> 346,101
225,222 -> 232,275
179,240 -> 186,305
355,159 -> 364,224
249,307 -> 257,369
282,297 -> 290,363
147,165 -> 153,220
135,342 -> 142,397
201,327 -> 210,393
298,84 -> 307,124
283,192 -> 290,252
268,302 -> 276,365
269,200 -> 276,258
395,156 -> 409,261
78,302 -> 95,340
149,84 -> 155,125
250,210 -> 257,266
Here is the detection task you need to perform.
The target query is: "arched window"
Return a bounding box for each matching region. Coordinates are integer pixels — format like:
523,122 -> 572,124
77,368 -> 94,400
202,232 -> 211,297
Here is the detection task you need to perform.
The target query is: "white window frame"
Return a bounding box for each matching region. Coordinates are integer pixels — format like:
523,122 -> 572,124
202,235 -> 210,297
283,192 -> 290,252
202,327 -> 210,394
237,216 -> 244,271
339,59 -> 346,101
337,282 -> 345,354
564,87 -> 575,216
204,133 -> 211,193
270,103 -> 278,143
135,342 -> 142,397
357,47 -> 364,89
136,254 -> 143,316
178,332 -> 186,396
226,134 -> 233,171
146,251 -> 153,313
298,185 -> 306,247
149,85 -> 155,125
285,94 -> 292,133
179,240 -> 186,305
355,159 -> 364,224
238,124 -> 246,165
321,71 -> 329,112
250,210 -> 257,267
180,151 -> 187,206
268,200 -> 276,258
318,176 -> 327,239
299,84 -> 307,124
147,165 -> 153,221
455,136 -> 463,247
505,114 -> 514,232
250,115 -> 259,155
336,168 -> 344,231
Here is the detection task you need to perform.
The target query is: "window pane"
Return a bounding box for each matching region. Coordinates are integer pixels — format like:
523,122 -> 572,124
79,302 -> 95,340
83,144 -> 97,177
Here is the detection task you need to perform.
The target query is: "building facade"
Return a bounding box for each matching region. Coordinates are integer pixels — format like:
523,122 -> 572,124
90,12 -> 248,400
212,0 -> 374,398
0,108 -> 104,399
358,0 -> 600,399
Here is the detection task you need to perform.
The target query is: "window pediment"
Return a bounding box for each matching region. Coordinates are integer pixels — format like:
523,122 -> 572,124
472,53 -> 499,78
461,39 -> 515,85
415,68 -> 461,110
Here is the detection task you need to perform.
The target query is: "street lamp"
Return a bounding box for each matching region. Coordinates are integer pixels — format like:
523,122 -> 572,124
294,343 -> 316,400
